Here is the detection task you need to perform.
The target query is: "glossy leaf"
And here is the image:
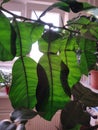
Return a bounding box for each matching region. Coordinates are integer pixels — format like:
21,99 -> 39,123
0,11 -> 16,61
9,57 -> 38,109
13,21 -> 44,56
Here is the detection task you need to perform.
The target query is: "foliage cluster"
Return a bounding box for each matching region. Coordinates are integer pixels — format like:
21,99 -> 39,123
0,0 -> 98,130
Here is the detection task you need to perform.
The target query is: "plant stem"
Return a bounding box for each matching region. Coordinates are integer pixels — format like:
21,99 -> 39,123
0,6 -> 80,34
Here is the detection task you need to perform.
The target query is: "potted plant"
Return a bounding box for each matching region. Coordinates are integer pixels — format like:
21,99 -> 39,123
0,70 -> 11,94
0,0 -> 98,130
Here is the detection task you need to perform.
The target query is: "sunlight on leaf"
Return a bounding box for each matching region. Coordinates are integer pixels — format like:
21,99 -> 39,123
36,53 -> 70,120
9,56 -> 38,109
13,21 -> 44,56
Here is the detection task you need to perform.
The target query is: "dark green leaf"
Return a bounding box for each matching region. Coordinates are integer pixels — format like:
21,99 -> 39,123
72,82 -> 98,106
0,12 -> 16,61
60,101 -> 90,129
59,0 -> 96,13
9,57 -> 38,109
69,1 -> 84,13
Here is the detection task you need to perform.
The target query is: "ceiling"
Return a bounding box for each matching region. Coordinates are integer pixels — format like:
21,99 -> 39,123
11,0 -> 58,4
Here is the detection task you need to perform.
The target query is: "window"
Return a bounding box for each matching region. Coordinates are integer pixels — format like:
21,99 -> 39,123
31,11 -> 60,26
2,11 -> 21,18
29,11 -> 61,62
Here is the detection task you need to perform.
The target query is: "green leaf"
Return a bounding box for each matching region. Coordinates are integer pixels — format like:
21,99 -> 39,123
69,1 -> 95,13
83,2 -> 96,11
69,16 -> 90,25
13,21 -> 44,56
89,23 -> 98,40
78,37 -> 96,74
60,101 -> 90,129
72,82 -> 98,106
9,56 -> 38,109
39,2 -> 70,19
38,30 -> 62,53
60,37 -> 81,87
0,12 -> 16,61
36,55 -> 70,120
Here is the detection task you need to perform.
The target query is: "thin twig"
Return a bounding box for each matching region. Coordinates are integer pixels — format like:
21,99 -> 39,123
0,6 -> 80,34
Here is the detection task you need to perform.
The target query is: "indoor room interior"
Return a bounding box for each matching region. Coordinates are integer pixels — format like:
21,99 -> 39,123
0,0 -> 98,130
